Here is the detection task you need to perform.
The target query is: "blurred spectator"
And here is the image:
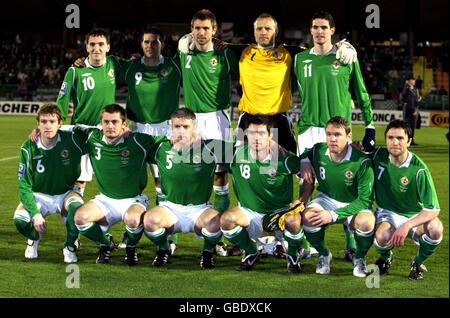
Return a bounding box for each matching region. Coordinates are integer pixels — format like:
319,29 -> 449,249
438,86 -> 448,95
415,75 -> 423,94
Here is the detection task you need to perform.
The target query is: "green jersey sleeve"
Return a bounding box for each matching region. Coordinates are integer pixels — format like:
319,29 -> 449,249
17,143 -> 40,216
417,168 -> 440,211
334,157 -> 375,220
56,67 -> 75,123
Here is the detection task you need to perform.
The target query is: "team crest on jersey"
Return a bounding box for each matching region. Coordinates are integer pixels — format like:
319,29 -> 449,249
193,154 -> 201,164
332,60 -> 341,69
108,69 -> 115,77
121,150 -> 130,157
400,176 -> 409,186
210,58 -> 218,67
61,149 -> 69,158
160,69 -> 169,77
268,168 -> 277,178
345,170 -> 354,179
18,163 -> 25,177
59,82 -> 67,94
273,52 -> 282,59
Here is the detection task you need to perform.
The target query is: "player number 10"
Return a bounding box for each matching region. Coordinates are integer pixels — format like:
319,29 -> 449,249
82,76 -> 95,90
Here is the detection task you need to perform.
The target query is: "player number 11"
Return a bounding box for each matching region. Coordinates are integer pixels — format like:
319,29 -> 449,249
304,64 -> 312,77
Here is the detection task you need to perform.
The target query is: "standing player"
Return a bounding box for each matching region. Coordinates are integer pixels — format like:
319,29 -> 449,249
14,104 -> 84,263
372,120 -> 442,280
119,27 -> 182,252
177,9 -> 239,218
56,28 -> 126,195
72,104 -> 165,264
220,115 -> 310,273
143,108 -> 229,269
293,11 -> 375,261
299,116 -> 375,277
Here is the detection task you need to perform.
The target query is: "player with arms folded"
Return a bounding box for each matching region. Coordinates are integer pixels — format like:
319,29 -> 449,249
372,120 -> 443,280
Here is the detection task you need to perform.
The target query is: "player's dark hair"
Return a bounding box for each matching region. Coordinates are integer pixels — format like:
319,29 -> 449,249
254,13 -> 278,31
326,116 -> 351,135
191,9 -> 217,29
246,114 -> 276,135
310,11 -> 335,28
37,104 -> 62,122
141,27 -> 166,43
85,28 -> 110,44
385,120 -> 413,140
101,104 -> 126,122
171,108 -> 196,121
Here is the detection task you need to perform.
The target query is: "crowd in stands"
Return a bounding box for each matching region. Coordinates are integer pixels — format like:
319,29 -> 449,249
0,30 -> 448,101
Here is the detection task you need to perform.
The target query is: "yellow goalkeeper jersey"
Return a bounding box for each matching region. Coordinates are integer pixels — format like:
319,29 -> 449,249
238,44 -> 292,115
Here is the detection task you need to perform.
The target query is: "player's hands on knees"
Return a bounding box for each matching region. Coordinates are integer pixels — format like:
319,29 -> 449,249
33,214 -> 47,234
391,224 -> 410,247
300,161 -> 316,184
29,128 -> 40,142
72,57 -> 86,68
309,209 -> 332,227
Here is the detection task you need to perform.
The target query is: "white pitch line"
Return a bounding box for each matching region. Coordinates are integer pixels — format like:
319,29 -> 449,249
0,156 -> 18,162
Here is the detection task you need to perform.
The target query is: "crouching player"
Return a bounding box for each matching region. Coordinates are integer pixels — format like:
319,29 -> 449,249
220,115 -> 309,273
143,108 -> 227,269
73,104 -> 165,264
14,104 -> 84,263
373,120 -> 443,280
300,116 -> 375,277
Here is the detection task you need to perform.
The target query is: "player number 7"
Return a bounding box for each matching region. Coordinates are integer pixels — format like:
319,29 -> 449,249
377,166 -> 385,180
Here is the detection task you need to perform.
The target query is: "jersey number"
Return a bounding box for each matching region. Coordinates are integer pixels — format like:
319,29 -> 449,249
240,164 -> 250,179
95,147 -> 101,160
135,72 -> 142,86
319,166 -> 326,180
304,64 -> 312,78
166,154 -> 173,169
82,76 -> 95,90
36,159 -> 45,173
377,166 -> 385,180
185,55 -> 192,69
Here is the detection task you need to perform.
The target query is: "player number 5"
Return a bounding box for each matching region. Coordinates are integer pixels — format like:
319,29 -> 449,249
166,154 -> 173,169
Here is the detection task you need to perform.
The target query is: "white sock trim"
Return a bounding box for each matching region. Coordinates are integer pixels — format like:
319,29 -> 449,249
373,238 -> 393,250
355,228 -> 375,237
201,228 -> 222,239
303,225 -> 321,233
64,197 -> 84,211
284,229 -> 304,240
422,233 -> 443,245
76,222 -> 94,232
126,224 -> 144,234
144,227 -> 165,238
221,225 -> 243,238
214,184 -> 229,195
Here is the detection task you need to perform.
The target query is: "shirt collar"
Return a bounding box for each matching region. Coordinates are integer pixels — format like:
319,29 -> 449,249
141,55 -> 164,65
310,46 -> 338,56
390,151 -> 413,168
85,57 -> 106,68
37,134 -> 61,150
325,145 -> 352,162
102,135 -> 125,145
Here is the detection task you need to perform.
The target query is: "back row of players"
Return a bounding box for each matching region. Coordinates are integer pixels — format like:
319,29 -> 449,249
14,10 -> 442,280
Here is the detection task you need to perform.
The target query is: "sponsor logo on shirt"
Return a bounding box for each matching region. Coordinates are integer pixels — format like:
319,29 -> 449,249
60,82 -> 67,94
18,163 -> 25,177
33,155 -> 43,160
303,60 -> 312,63
82,73 -> 92,77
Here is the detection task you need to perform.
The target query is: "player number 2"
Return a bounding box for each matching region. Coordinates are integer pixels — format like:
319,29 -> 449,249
82,76 -> 95,90
304,64 -> 312,78
135,72 -> 142,86
185,55 -> 192,69
240,164 -> 250,179
36,159 -> 45,173
319,166 -> 326,180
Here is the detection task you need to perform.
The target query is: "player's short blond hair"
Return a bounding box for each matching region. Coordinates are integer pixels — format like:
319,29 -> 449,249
253,13 -> 278,31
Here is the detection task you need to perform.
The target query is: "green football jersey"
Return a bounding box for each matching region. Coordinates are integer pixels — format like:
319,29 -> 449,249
293,47 -> 373,135
372,147 -> 440,217
56,55 -> 125,126
17,131 -> 84,216
121,56 -> 182,124
305,142 -> 374,220
76,128 -> 166,199
151,139 -> 233,205
230,144 -> 301,214
177,47 -> 239,113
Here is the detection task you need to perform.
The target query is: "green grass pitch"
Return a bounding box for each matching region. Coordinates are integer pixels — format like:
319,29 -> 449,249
0,116 -> 448,298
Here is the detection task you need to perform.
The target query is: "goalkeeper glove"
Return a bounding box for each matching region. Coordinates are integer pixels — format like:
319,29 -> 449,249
335,39 -> 357,65
362,127 -> 376,153
178,33 -> 195,54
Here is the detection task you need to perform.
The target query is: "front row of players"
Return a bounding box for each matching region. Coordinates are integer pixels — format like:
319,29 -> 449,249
15,104 -> 442,280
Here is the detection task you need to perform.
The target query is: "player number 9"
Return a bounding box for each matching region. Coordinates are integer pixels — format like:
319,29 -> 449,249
135,72 -> 142,86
